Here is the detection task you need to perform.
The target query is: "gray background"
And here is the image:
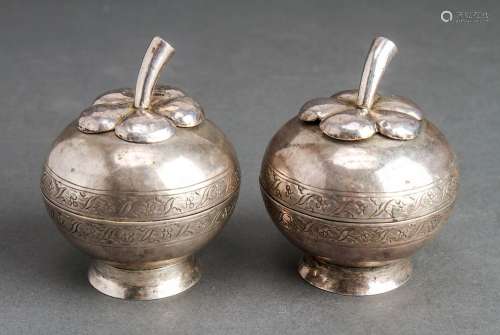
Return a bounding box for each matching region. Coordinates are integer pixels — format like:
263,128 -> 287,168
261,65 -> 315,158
0,0 -> 498,334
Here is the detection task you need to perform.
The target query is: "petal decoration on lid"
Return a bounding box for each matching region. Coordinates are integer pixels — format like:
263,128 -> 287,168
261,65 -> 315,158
300,90 -> 422,141
77,103 -> 133,133
115,111 -> 176,143
320,109 -> 376,141
372,110 -> 421,140
299,97 -> 352,122
153,96 -> 204,127
76,37 -> 205,143
299,37 -> 423,141
373,95 -> 423,121
78,86 -> 203,137
152,85 -> 186,101
93,88 -> 134,105
332,89 -> 360,105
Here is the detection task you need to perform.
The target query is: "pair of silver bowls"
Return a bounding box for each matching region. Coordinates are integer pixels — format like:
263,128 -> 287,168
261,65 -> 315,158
40,36 -> 459,300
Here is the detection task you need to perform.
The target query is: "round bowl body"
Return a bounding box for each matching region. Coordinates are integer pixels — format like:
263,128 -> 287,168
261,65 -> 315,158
41,119 -> 239,298
260,117 -> 459,293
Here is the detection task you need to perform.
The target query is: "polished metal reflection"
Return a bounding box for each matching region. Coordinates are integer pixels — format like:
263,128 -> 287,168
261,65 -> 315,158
88,256 -> 200,300
41,37 -> 240,300
260,36 -> 459,296
299,37 -> 422,141
134,37 -> 175,110
77,37 -> 204,143
299,255 -> 412,296
356,37 -> 398,109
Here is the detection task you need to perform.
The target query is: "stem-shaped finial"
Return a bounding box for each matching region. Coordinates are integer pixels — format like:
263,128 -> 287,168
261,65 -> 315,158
356,36 -> 398,110
134,37 -> 175,110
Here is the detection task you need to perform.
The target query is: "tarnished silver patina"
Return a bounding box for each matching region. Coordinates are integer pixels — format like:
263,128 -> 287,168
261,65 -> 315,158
260,37 -> 459,295
41,37 -> 240,300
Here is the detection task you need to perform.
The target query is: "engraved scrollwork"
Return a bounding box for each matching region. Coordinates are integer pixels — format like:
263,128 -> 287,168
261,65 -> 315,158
44,195 -> 237,247
41,168 -> 239,221
263,194 -> 451,248
260,165 -> 458,222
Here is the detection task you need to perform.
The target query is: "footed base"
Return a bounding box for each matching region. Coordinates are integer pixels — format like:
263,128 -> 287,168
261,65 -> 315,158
88,256 -> 200,300
298,255 -> 412,296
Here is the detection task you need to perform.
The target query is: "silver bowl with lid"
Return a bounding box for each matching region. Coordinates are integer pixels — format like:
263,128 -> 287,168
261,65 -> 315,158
260,37 -> 459,295
41,37 -> 240,300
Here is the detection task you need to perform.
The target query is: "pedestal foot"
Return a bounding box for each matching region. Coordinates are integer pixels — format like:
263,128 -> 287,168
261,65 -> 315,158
298,255 -> 412,296
88,256 -> 200,300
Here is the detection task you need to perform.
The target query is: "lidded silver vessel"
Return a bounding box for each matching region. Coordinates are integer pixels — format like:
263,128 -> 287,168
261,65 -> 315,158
260,37 -> 459,295
41,37 -> 240,300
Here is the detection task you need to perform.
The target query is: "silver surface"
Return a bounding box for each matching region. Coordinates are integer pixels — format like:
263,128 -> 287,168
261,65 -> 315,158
45,120 -> 238,193
299,37 -> 423,140
155,96 -> 204,127
356,37 -> 398,110
41,113 -> 240,299
261,37 -> 459,293
260,118 -> 458,293
298,256 -> 412,296
261,118 -> 456,193
88,256 -> 201,300
78,37 -> 205,143
41,35 -> 240,299
0,0 -> 498,333
78,102 -> 132,133
134,37 -> 175,110
115,37 -> 177,143
114,109 -> 176,143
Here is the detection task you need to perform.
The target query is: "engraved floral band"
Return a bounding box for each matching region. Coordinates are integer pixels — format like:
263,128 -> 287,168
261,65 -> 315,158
46,196 -> 237,248
260,165 -> 458,223
41,167 -> 239,221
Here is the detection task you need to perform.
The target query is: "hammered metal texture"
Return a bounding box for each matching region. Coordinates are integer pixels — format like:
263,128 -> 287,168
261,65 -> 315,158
77,37 -> 205,143
40,37 -> 240,300
299,37 -> 423,141
260,38 -> 459,295
41,167 -> 239,222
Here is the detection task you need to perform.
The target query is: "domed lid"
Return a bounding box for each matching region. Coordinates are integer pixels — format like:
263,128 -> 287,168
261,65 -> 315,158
41,37 -> 239,222
261,37 -> 458,223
